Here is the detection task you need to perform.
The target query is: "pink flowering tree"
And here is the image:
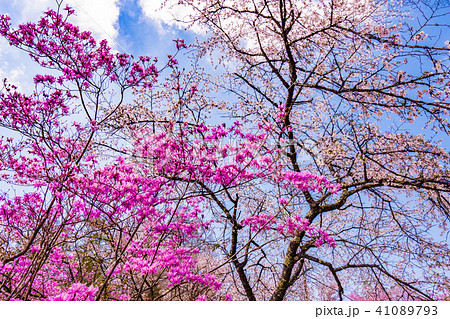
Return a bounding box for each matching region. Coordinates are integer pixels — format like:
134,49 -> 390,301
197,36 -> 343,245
1,0 -> 450,301
0,6 -> 221,300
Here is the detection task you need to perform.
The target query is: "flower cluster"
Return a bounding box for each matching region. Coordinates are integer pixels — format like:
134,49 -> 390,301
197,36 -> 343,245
48,283 -> 98,301
242,214 -> 276,232
277,170 -> 341,194
241,213 -> 335,247
277,216 -> 336,247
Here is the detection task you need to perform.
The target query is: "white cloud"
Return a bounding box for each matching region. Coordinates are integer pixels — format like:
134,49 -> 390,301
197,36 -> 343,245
138,0 -> 204,34
15,0 -> 54,22
66,0 -> 120,43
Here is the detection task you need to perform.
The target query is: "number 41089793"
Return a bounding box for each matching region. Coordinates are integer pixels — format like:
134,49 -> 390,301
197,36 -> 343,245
376,305 -> 438,316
